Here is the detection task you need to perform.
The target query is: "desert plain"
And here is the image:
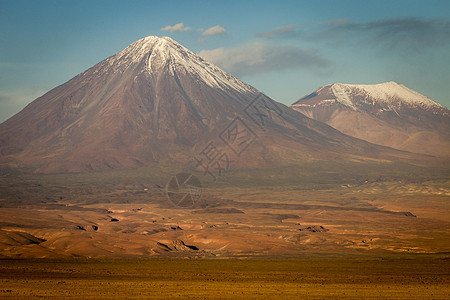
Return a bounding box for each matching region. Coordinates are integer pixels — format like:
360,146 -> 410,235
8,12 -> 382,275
0,161 -> 449,298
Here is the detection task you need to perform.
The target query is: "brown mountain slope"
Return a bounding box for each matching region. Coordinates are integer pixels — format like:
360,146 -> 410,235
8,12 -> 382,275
291,82 -> 450,157
0,37 -> 426,173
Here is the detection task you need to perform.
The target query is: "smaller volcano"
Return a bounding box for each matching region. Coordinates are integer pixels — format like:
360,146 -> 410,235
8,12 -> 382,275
291,82 -> 450,157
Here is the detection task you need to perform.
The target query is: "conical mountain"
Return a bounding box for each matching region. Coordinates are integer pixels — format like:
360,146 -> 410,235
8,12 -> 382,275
0,37 -> 417,173
291,82 -> 450,157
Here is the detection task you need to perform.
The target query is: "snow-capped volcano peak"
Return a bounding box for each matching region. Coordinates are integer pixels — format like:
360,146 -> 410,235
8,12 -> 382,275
330,81 -> 444,110
293,81 -> 446,114
100,35 -> 256,93
291,82 -> 450,157
113,36 -> 185,64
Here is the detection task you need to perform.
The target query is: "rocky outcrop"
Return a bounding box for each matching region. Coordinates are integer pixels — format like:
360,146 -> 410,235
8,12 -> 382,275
299,225 -> 329,232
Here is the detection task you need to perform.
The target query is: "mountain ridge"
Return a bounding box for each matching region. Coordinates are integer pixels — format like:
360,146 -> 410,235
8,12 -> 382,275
291,82 -> 450,157
293,81 -> 447,111
0,37 -> 434,173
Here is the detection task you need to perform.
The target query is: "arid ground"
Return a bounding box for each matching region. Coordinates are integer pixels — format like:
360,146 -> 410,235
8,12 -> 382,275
1,162 -> 449,259
0,258 -> 449,299
1,162 -> 449,298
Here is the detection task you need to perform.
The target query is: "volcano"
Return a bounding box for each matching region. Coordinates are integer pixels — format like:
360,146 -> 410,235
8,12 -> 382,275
291,82 -> 450,157
0,37 -> 419,173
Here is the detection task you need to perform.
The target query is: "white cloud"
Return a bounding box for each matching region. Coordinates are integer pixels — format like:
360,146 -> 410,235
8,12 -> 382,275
198,41 -> 330,76
161,23 -> 191,33
202,25 -> 226,36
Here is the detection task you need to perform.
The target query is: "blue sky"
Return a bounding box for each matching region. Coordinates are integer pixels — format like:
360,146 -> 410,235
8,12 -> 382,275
1,0 -> 449,122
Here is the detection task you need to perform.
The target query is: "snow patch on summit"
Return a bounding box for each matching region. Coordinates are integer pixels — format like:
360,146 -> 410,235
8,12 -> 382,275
105,36 -> 257,94
331,84 -> 357,110
331,81 -> 444,110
